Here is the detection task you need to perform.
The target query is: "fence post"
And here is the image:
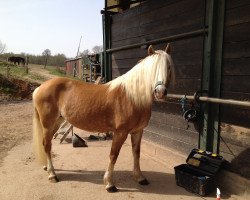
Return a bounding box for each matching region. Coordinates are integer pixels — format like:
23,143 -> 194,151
200,0 -> 226,153
25,56 -> 29,74
102,2 -> 112,82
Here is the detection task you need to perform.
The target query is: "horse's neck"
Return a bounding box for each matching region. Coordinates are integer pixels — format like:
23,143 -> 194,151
123,63 -> 154,107
108,55 -> 162,107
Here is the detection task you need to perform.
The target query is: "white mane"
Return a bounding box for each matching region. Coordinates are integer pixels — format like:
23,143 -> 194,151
108,50 -> 173,107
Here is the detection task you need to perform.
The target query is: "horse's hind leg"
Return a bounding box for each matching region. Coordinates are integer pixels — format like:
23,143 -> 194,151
43,128 -> 59,182
104,132 -> 128,192
131,130 -> 149,185
42,118 -> 63,182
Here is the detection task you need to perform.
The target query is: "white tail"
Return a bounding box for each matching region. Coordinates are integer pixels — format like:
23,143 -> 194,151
33,105 -> 47,166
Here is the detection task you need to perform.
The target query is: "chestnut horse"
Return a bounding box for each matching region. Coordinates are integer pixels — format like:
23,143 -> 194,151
32,44 -> 174,192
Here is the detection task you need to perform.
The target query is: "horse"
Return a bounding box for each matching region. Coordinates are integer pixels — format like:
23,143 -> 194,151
8,56 -> 25,66
32,44 -> 174,192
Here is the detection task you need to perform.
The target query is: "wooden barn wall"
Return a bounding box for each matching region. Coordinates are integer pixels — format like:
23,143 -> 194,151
65,60 -> 83,79
109,0 -> 250,178
111,0 -> 205,154
219,0 -> 250,178
66,62 -> 73,75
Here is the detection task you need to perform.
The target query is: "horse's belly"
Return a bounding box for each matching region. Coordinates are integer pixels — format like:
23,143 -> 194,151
64,110 -> 114,133
61,92 -> 151,133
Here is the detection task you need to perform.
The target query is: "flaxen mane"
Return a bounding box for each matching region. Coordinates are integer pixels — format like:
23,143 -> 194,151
108,50 -> 173,107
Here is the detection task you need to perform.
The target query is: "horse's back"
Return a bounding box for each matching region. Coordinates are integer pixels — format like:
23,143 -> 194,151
33,77 -> 109,105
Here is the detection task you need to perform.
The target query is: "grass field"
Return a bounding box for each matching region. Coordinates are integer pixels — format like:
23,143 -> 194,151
46,66 -> 66,77
0,62 -> 83,99
0,61 -> 26,77
0,61 -> 44,82
0,61 -> 67,83
0,61 -> 65,99
28,63 -> 66,77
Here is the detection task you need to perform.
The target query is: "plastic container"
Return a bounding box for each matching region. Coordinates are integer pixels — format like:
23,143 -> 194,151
174,149 -> 224,196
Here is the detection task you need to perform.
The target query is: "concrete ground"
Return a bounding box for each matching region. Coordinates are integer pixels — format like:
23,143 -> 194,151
0,129 -> 246,200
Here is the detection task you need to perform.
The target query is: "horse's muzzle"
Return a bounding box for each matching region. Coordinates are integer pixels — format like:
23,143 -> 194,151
154,85 -> 167,100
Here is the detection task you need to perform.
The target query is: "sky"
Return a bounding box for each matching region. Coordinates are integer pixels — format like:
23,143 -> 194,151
0,0 -> 104,58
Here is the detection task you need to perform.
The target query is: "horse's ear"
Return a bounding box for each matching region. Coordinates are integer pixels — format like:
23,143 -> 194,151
148,45 -> 155,55
165,43 -> 171,54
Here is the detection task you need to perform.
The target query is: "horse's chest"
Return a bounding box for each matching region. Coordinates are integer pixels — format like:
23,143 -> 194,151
114,106 -> 151,132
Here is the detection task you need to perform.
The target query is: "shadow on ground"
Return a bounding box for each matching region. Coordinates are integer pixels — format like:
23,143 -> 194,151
55,169 -> 232,198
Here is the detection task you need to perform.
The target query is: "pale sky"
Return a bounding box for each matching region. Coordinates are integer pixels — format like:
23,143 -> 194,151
0,0 -> 104,58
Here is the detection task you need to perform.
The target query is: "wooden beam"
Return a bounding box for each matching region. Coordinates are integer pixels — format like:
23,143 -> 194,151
106,29 -> 208,53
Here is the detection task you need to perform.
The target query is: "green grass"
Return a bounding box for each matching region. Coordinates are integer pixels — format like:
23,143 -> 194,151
9,65 -> 27,76
45,65 -> 81,81
46,66 -> 66,77
28,73 -> 47,82
0,62 -> 46,83
0,62 -> 78,84
0,61 -> 27,77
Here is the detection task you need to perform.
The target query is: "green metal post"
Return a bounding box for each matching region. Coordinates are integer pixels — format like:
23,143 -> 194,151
200,0 -> 225,153
102,3 -> 112,82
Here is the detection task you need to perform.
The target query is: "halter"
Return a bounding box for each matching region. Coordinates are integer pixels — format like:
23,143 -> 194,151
154,81 -> 164,89
154,81 -> 168,97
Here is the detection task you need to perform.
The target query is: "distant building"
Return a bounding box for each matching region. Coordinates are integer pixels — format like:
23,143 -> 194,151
64,54 -> 103,82
65,57 -> 83,79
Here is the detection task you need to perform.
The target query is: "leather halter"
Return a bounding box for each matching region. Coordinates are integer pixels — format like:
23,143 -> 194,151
154,81 -> 168,96
154,81 -> 164,89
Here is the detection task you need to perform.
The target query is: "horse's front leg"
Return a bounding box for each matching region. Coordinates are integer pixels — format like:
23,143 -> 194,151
131,130 -> 149,185
104,132 -> 128,192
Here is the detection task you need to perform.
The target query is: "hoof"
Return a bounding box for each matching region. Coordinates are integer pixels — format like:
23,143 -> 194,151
139,179 -> 150,185
48,176 -> 59,183
106,185 -> 118,193
43,166 -> 47,171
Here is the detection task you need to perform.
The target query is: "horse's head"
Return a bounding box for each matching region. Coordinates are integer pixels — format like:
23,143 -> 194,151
108,43 -> 174,107
148,44 -> 174,100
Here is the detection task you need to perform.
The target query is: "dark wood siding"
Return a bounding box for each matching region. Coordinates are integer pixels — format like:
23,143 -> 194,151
219,0 -> 250,177
111,0 -> 205,155
109,0 -> 250,178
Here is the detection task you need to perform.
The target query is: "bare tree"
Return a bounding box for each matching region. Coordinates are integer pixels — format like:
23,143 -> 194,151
79,49 -> 90,65
0,40 -> 6,54
81,49 -> 90,56
92,45 -> 103,54
42,49 -> 51,68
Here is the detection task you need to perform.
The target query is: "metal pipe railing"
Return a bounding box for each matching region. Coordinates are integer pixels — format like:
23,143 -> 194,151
165,93 -> 250,108
106,28 -> 208,53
